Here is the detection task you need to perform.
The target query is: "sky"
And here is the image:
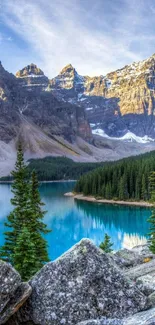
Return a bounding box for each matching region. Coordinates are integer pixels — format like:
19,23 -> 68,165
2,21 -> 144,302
1,0 -> 155,78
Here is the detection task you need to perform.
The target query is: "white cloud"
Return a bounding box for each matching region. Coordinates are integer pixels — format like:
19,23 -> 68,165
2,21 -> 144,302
1,0 -> 155,77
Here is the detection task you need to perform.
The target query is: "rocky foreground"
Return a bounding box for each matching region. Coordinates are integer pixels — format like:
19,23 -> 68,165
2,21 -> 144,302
1,239 -> 155,325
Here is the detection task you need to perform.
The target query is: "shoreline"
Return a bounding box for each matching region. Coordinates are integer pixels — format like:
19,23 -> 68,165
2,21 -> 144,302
65,193 -> 153,208
0,179 -> 76,184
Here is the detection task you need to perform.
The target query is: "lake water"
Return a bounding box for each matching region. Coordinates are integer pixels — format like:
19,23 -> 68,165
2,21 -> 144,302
0,182 -> 152,260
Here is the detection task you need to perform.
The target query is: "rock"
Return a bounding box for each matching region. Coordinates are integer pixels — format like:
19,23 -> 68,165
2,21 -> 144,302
0,260 -> 32,324
77,318 -> 123,325
124,258 -> 155,280
14,239 -> 149,325
136,274 -> 155,296
112,245 -> 155,269
124,307 -> 155,325
148,292 -> 155,307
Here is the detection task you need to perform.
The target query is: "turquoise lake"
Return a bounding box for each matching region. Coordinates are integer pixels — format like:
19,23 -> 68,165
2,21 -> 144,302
0,181 -> 152,260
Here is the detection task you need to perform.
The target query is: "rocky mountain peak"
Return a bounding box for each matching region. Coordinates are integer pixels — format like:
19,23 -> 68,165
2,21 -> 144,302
59,63 -> 76,76
15,63 -> 49,90
16,63 -> 45,78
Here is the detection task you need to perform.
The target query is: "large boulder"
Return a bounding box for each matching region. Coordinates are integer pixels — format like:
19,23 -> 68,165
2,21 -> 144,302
13,239 -> 149,325
0,260 -> 32,324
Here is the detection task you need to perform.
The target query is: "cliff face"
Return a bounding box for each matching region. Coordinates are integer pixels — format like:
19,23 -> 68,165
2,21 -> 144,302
50,54 -> 155,138
0,61 -> 21,142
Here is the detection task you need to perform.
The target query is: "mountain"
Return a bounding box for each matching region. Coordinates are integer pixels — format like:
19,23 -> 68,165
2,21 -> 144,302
1,58 -> 155,176
50,55 -> 155,139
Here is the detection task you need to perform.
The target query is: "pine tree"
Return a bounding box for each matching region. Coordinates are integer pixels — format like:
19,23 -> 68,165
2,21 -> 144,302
148,208 -> 155,253
149,171 -> 155,202
13,227 -> 40,281
141,174 -> 147,200
148,171 -> 155,253
99,233 -> 113,253
0,142 -> 29,262
0,146 -> 50,279
28,170 -> 50,265
119,176 -> 125,200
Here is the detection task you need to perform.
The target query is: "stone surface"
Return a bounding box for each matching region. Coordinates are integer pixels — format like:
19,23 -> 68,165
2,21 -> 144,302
136,274 -> 155,296
148,292 -> 155,307
77,318 -> 123,325
124,307 -> 155,325
15,239 -> 149,325
112,245 -> 155,268
124,259 -> 155,280
0,260 -> 32,324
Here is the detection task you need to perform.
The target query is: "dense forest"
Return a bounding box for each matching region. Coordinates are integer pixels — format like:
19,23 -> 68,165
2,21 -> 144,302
0,157 -> 103,181
75,150 -> 155,201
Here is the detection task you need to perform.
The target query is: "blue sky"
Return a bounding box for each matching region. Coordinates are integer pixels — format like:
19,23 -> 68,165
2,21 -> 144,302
1,0 -> 155,77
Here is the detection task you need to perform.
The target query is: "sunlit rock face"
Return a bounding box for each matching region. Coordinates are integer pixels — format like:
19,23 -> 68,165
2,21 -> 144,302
16,63 -> 49,90
50,54 -> 155,138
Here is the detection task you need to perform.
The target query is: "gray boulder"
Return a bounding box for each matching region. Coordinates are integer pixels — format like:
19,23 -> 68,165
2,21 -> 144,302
112,245 -> 155,269
124,259 -> 155,280
124,307 -> 155,325
136,274 -> 155,296
0,260 -> 32,324
14,239 -> 149,325
148,292 -> 155,307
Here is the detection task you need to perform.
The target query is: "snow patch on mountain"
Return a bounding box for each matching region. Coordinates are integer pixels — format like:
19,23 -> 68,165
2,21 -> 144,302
92,128 -> 155,143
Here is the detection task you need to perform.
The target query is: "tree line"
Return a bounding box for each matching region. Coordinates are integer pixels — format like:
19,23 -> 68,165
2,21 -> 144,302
75,151 -> 155,201
0,157 -> 104,182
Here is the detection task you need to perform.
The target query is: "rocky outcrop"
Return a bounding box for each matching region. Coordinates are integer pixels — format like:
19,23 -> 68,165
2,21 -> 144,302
0,260 -> 31,324
10,239 -> 149,325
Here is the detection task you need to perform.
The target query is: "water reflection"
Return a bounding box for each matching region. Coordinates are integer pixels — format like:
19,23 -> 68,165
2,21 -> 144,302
0,182 -> 151,260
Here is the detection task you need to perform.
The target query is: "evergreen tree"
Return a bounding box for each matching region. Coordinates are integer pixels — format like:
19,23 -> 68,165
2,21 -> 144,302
141,174 -> 147,200
0,146 -> 50,279
148,208 -> 155,253
13,227 -> 40,281
0,143 -> 29,262
148,171 -> 155,253
28,170 -> 50,265
149,171 -> 155,202
99,233 -> 113,253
